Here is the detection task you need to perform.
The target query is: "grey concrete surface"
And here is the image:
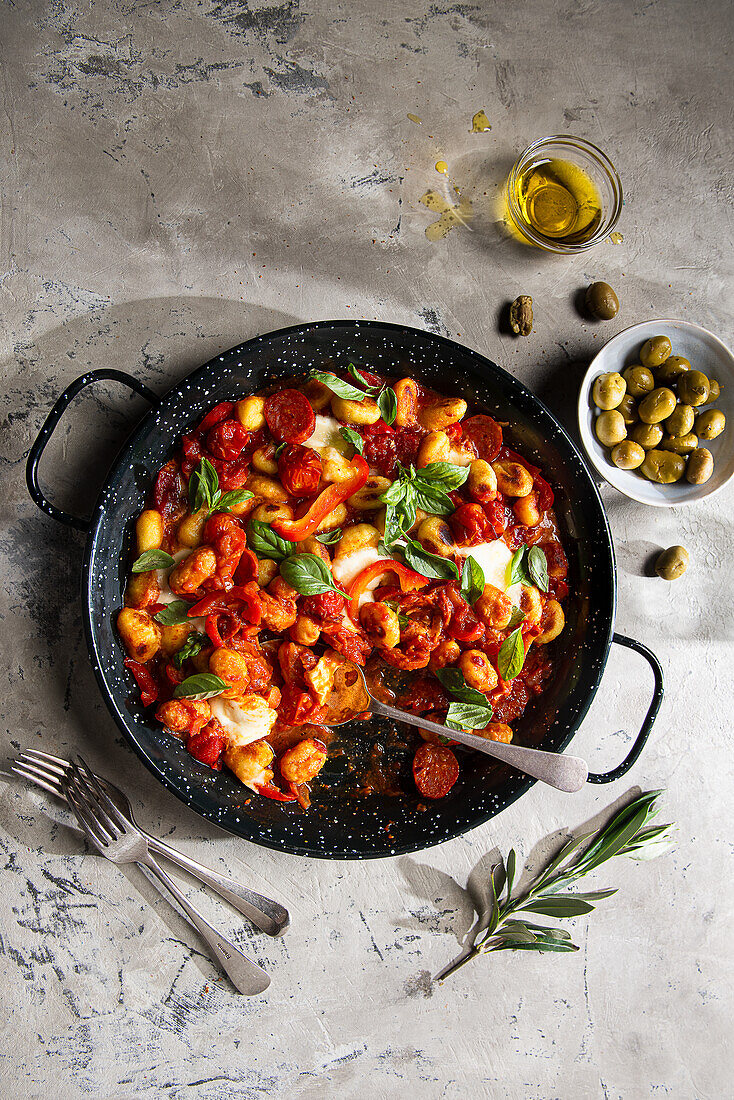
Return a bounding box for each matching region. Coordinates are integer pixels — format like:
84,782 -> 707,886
1,0 -> 732,1097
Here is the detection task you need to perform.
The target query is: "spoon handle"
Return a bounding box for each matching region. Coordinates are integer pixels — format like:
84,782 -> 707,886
370,700 -> 588,793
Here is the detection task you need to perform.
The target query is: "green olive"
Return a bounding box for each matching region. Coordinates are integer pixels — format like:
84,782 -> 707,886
665,404 -> 694,437
630,422 -> 663,450
617,394 -> 638,426
660,432 -> 698,454
655,545 -> 689,581
585,281 -> 619,320
694,408 -> 725,440
640,449 -> 686,483
686,448 -> 714,484
622,365 -> 655,399
640,335 -> 672,369
656,355 -> 690,384
610,441 -> 645,470
638,387 -> 677,424
707,379 -> 721,401
595,410 -> 627,447
677,370 -> 710,407
592,372 -> 626,410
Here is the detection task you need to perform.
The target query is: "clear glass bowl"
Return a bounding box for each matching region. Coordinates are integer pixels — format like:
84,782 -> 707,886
505,135 -> 623,254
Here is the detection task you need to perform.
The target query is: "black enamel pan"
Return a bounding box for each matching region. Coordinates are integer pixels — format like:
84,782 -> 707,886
26,321 -> 663,859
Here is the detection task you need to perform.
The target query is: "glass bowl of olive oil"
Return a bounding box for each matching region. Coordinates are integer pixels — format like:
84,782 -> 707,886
506,135 -> 622,253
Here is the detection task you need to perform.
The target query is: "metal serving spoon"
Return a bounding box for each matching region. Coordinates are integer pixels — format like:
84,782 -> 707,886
325,664 -> 588,793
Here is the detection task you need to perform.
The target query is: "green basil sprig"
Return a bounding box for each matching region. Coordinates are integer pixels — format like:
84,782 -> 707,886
172,632 -> 208,669
498,626 -> 526,681
247,519 -> 296,562
459,555 -> 485,605
340,427 -> 364,454
154,600 -> 193,625
309,370 -> 367,402
132,549 -> 174,573
189,457 -> 253,517
173,673 -> 229,700
279,553 -> 347,597
507,545 -> 548,593
436,667 -> 493,730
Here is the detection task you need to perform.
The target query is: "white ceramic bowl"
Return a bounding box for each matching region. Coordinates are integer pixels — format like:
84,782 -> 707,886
578,319 -> 734,506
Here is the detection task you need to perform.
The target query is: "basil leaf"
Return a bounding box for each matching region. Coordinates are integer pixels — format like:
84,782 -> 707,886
348,363 -> 379,393
398,613 -> 410,629
172,631 -> 207,669
216,489 -> 254,515
189,457 -> 219,513
154,600 -> 193,625
402,538 -> 459,580
382,496 -> 416,552
280,553 -> 344,596
173,673 -> 229,700
340,427 -> 364,455
412,483 -> 455,516
309,370 -> 367,402
377,387 -> 397,426
507,606 -> 526,630
380,479 -> 406,506
445,701 -> 493,731
435,667 -> 490,707
274,442 -> 287,458
459,555 -> 485,605
132,549 -> 174,573
527,546 -> 549,593
417,462 -> 470,492
507,546 -> 532,587
247,519 -> 296,563
498,626 -> 526,681
315,528 -> 342,544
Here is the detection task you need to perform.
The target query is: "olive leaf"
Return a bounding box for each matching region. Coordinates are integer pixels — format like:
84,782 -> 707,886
173,673 -> 229,700
309,370 -> 367,402
154,600 -> 193,625
172,631 -> 208,669
497,625 -> 526,681
340,426 -> 364,454
437,790 -> 675,977
132,549 -> 174,573
279,553 -> 346,597
247,519 -> 296,562
459,555 -> 485,605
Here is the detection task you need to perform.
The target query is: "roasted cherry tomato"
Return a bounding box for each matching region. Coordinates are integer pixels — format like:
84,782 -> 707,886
186,724 -> 226,769
301,590 -> 346,623
124,658 -> 159,707
206,418 -> 249,462
412,743 -> 459,799
195,402 -> 235,436
264,389 -> 315,444
278,444 -> 322,497
450,503 -> 494,546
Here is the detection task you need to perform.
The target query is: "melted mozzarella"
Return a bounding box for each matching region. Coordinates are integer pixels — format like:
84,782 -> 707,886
331,545 -> 396,607
456,539 -> 523,605
306,414 -> 351,455
210,694 -> 277,748
155,549 -> 191,605
447,445 -> 473,467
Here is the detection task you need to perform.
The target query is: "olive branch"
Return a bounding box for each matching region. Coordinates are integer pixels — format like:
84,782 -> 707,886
438,790 -> 675,979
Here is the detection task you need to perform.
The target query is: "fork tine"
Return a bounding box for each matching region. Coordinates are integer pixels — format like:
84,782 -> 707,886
65,766 -> 121,842
21,748 -> 68,769
63,779 -> 110,849
11,763 -> 65,799
14,753 -> 66,783
74,755 -> 129,832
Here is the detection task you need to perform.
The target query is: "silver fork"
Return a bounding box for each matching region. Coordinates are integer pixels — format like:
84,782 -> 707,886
62,756 -> 270,996
12,748 -> 289,937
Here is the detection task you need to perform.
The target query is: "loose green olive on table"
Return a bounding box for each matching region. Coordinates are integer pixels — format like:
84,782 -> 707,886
585,282 -> 620,321
591,335 -> 725,486
655,545 -> 689,581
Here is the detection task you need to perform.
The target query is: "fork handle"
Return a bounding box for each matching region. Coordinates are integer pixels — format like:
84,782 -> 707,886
148,836 -> 289,937
142,852 -> 270,995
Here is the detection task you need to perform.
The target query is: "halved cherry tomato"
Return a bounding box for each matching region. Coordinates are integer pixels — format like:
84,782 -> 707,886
264,389 -> 315,444
186,724 -> 226,769
412,743 -> 459,799
278,444 -> 322,497
206,418 -> 249,461
450,503 -> 494,546
124,659 -> 159,707
301,590 -> 346,623
320,626 -> 372,666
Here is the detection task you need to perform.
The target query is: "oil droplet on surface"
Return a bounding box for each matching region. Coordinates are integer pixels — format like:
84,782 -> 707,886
435,160 -> 449,175
609,231 -> 624,245
407,113 -> 422,124
471,109 -> 491,132
420,190 -> 473,240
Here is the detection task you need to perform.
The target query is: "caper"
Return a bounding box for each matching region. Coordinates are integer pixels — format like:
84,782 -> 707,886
640,335 -> 672,369
665,404 -> 694,437
708,379 -> 721,401
656,355 -> 690,385
630,422 -> 663,450
585,281 -> 619,320
655,545 -> 689,581
610,441 -> 645,470
638,387 -> 677,424
592,372 -> 626,410
686,448 -> 714,484
595,410 -> 627,447
694,408 -> 725,440
640,449 -> 686,483
660,432 -> 698,454
677,370 -> 710,407
617,394 -> 638,426
622,365 -> 655,399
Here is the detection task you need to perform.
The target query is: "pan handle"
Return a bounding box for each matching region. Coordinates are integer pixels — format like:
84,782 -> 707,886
26,369 -> 159,532
587,633 -> 664,784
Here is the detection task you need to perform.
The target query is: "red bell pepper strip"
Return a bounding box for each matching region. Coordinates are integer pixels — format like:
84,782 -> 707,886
346,559 -> 429,621
255,780 -> 297,803
270,455 -> 370,541
124,658 -> 159,707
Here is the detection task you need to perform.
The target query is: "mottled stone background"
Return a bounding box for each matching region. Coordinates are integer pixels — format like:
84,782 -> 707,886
1,0 -> 732,1096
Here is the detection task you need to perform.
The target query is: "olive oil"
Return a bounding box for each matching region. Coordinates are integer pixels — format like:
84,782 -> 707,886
512,157 -> 603,245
